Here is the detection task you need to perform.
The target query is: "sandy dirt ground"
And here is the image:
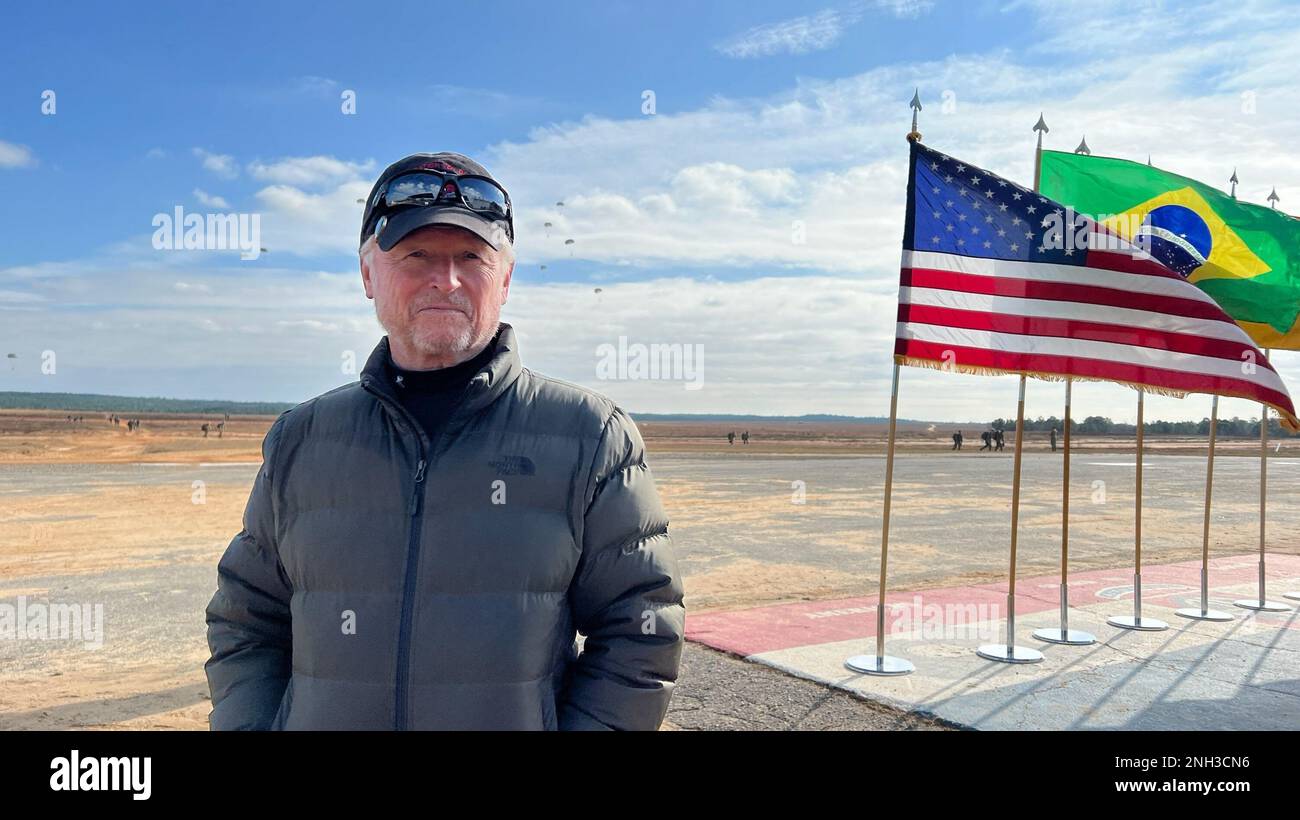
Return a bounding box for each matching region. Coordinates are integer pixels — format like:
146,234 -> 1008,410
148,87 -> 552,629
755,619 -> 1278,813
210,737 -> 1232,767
0,411 -> 1295,729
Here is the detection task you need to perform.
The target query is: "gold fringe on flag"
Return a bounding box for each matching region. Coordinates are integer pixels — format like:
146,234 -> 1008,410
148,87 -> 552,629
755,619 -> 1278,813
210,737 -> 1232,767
894,354 -> 1300,432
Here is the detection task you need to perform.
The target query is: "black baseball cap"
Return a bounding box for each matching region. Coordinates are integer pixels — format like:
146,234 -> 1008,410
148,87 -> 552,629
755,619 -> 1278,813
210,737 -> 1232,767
359,151 -> 513,252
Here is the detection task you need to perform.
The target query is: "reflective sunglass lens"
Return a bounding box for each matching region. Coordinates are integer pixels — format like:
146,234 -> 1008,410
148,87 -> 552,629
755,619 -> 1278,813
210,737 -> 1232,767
457,178 -> 509,217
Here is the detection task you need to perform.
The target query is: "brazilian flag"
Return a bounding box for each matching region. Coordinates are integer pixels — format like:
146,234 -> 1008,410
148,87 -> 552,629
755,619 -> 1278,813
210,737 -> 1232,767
1040,151 -> 1300,350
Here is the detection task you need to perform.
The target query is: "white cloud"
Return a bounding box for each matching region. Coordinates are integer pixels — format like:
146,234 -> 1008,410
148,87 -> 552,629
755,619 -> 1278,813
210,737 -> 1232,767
192,189 -> 229,209
253,179 -> 372,256
2,254 -> 1294,422
247,155 -> 375,188
873,0 -> 934,18
192,147 -> 238,178
0,140 -> 35,169
714,1 -> 933,59
715,7 -> 859,58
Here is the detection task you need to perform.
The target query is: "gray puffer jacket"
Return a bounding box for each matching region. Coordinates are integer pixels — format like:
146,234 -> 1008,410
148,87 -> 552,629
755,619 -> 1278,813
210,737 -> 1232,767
204,323 -> 685,730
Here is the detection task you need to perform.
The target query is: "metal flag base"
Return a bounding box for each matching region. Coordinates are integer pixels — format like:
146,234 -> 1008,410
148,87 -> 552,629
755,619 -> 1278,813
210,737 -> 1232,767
1108,614 -> 1169,631
1032,627 -> 1095,645
1176,569 -> 1233,621
977,644 -> 1044,663
1033,584 -> 1095,645
845,655 -> 915,676
1233,599 -> 1292,612
1174,607 -> 1234,622
1109,574 -> 1168,630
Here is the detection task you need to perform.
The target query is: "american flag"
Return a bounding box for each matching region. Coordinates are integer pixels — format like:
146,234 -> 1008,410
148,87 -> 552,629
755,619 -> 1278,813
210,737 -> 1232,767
897,141 -> 1299,431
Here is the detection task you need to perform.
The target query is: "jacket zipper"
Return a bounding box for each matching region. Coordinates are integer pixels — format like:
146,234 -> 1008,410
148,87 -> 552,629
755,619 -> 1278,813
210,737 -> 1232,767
361,377 -> 429,731
363,371 -> 484,730
394,455 -> 426,730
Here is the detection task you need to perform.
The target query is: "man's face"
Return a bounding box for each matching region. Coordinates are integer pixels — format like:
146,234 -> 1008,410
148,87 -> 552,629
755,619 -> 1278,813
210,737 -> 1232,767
361,224 -> 513,368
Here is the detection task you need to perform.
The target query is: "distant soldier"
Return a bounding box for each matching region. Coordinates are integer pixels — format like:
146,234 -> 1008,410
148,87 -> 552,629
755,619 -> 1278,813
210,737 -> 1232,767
994,428 -> 1005,451
727,431 -> 735,445
1050,427 -> 1058,452
952,430 -> 964,451
741,430 -> 749,445
980,430 -> 993,451
217,421 -> 225,439
201,423 -> 210,438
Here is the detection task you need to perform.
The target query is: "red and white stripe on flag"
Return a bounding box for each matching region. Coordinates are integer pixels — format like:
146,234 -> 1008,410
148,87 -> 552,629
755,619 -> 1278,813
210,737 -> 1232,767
895,242 -> 1300,431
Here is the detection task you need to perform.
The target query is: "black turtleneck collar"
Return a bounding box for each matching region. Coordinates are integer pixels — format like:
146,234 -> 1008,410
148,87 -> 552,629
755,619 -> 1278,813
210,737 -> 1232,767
383,327 -> 502,393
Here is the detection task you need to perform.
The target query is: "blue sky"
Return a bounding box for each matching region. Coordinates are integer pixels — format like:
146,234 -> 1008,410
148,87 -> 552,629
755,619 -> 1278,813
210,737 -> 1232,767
2,0 -> 1298,425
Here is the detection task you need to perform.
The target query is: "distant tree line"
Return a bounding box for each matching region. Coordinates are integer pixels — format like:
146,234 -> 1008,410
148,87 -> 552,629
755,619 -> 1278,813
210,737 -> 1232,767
989,414 -> 1298,438
0,391 -> 292,416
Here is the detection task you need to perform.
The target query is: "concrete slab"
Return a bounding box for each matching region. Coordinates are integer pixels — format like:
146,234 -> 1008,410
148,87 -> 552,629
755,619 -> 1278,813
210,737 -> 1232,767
686,553 -> 1300,730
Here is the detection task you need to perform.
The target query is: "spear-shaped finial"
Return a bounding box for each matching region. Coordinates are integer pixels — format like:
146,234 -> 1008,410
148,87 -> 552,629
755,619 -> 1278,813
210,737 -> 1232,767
1033,113 -> 1049,192
1147,155 -> 1152,166
907,88 -> 922,143
1268,187 -> 1280,209
1074,136 -> 1091,155
1230,168 -> 1239,199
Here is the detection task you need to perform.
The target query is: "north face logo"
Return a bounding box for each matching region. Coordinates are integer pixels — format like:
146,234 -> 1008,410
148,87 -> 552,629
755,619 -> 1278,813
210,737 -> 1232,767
489,455 -> 535,476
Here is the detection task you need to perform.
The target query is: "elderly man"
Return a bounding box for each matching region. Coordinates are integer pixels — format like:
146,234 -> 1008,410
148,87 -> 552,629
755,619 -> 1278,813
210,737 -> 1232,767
204,151 -> 684,730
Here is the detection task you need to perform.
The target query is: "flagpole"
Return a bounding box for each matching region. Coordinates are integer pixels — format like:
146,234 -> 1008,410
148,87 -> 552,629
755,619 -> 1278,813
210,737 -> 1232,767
978,374 -> 1044,663
1236,349 -> 1292,612
1177,395 -> 1233,620
1110,389 -> 1169,630
846,361 -> 914,675
1035,120 -> 1094,646
1035,377 -> 1094,643
846,93 -> 924,677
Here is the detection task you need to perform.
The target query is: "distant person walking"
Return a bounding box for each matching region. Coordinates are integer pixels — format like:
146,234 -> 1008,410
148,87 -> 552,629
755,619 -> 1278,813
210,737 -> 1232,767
727,431 -> 735,445
994,428 -> 1005,451
952,430 -> 963,451
980,430 -> 992,451
202,423 -> 210,438
1050,427 -> 1058,452
741,430 -> 749,445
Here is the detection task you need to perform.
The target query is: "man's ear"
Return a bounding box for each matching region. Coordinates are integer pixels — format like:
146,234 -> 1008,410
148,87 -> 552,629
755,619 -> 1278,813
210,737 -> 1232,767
360,252 -> 375,299
500,260 -> 514,303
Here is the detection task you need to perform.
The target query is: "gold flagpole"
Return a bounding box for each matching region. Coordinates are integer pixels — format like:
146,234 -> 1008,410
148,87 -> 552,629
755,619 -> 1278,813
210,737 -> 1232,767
1236,349 -> 1292,612
1035,123 -> 1094,645
846,92 -> 925,677
978,375 -> 1043,662
980,115 -> 1053,663
1110,389 -> 1168,630
1177,395 -> 1232,620
845,362 -> 914,674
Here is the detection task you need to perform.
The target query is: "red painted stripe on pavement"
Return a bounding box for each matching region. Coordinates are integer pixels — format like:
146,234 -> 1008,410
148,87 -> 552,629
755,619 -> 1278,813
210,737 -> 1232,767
685,553 -> 1300,658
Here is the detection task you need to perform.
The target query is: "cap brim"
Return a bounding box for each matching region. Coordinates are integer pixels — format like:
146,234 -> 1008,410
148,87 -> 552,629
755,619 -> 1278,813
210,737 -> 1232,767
376,206 -> 507,252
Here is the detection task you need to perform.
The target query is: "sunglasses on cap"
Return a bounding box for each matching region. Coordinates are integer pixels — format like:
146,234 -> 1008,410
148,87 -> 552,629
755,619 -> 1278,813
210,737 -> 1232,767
366,171 -> 513,242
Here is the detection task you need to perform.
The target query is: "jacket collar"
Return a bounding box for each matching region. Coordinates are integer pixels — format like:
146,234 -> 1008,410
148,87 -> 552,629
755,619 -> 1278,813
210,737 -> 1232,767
360,322 -> 524,420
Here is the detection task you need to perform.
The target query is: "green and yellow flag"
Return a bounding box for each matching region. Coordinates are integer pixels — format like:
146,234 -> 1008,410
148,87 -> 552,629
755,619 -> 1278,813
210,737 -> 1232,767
1040,151 -> 1300,350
